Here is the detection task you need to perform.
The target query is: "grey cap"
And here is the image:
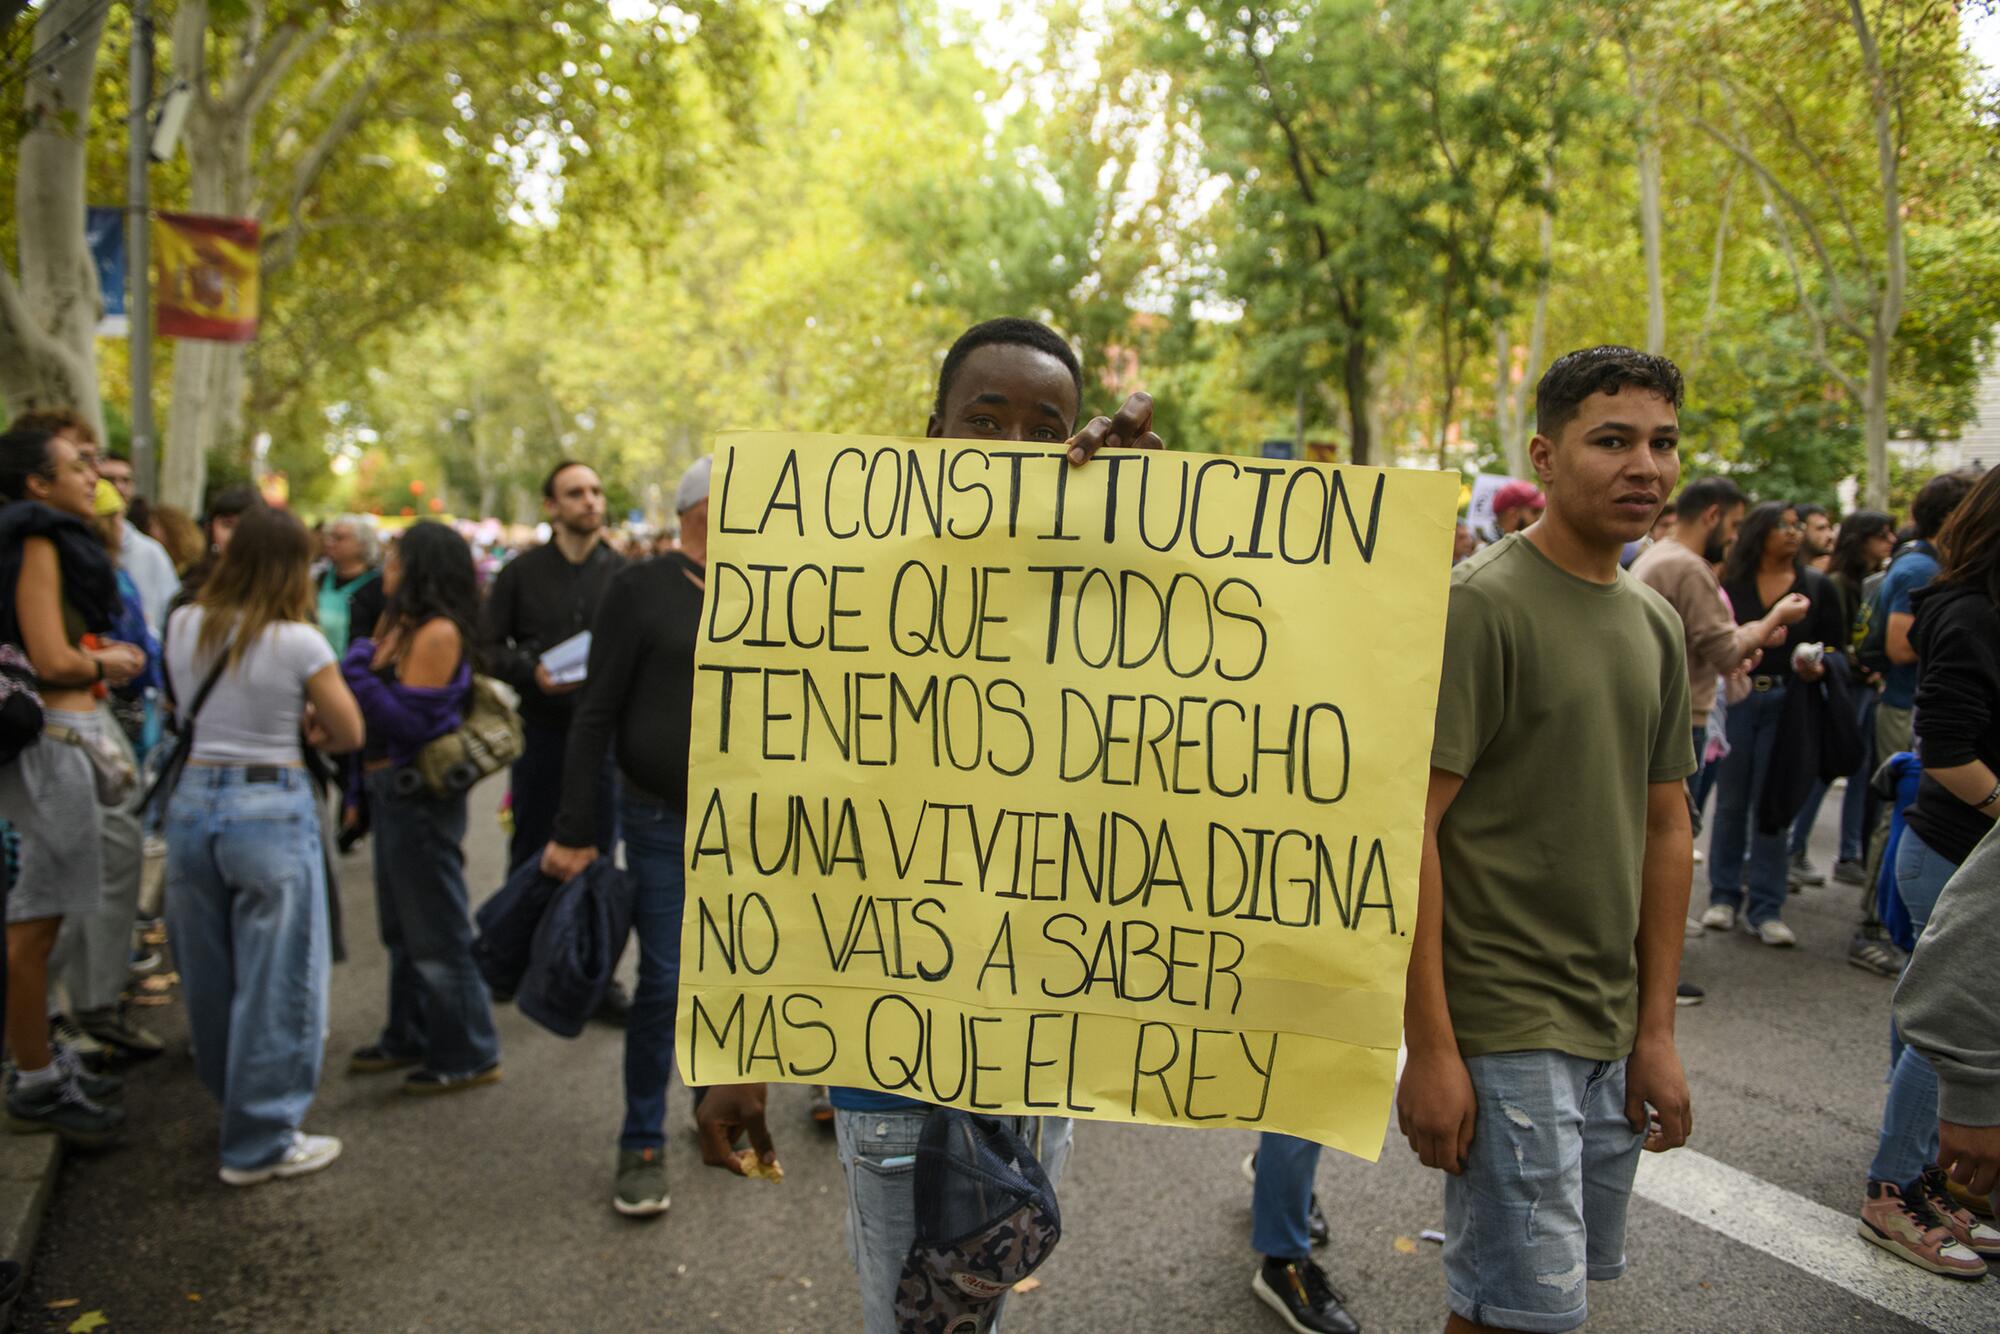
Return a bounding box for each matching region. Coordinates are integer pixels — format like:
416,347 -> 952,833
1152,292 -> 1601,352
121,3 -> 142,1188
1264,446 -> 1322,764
676,454 -> 713,513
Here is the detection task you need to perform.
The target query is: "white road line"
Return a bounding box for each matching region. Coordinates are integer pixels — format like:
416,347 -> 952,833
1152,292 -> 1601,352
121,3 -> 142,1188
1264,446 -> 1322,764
1634,1149 -> 2000,1334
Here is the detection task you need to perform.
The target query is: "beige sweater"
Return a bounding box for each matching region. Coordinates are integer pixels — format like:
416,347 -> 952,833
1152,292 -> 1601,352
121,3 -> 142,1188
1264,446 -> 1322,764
1631,539 -> 1742,729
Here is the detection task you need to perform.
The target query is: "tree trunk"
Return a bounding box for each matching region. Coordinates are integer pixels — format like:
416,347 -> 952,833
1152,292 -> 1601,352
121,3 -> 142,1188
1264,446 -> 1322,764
1850,0 -> 1901,510
1,1 -> 108,439
1343,338 -> 1373,467
1624,38 -> 1666,356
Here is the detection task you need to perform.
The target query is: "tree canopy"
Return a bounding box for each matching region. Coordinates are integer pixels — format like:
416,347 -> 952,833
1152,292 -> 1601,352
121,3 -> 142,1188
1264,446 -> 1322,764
6,0 -> 1997,516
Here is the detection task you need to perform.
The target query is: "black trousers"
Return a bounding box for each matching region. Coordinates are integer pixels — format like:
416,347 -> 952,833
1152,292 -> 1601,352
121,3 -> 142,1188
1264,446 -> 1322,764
506,716 -> 618,876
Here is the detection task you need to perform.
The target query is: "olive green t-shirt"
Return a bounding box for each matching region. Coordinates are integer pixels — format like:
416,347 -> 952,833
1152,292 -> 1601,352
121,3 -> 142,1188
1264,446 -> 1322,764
1430,534 -> 1696,1062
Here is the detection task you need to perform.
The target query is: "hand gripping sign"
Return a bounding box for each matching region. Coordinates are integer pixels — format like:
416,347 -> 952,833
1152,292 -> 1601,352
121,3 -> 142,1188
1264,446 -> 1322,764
675,433 -> 1457,1156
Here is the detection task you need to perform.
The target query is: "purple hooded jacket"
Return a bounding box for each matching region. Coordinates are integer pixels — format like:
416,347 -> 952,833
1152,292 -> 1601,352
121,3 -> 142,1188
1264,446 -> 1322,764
341,637 -> 469,768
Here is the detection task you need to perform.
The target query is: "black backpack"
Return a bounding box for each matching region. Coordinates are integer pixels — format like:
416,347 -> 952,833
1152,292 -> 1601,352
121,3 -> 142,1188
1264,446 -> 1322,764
0,645 -> 43,767
1854,543 -> 1931,677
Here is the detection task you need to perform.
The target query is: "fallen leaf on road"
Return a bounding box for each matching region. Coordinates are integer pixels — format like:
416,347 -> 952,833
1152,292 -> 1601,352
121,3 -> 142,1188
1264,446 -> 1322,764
131,994 -> 172,1007
1013,1277 -> 1042,1294
140,975 -> 177,992
734,1149 -> 785,1182
1393,1236 -> 1419,1255
46,1299 -> 79,1309
68,1312 -> 109,1333
187,1294 -> 201,1302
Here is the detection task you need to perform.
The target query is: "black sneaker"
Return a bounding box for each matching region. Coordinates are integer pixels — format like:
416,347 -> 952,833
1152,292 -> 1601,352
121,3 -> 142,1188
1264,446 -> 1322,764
1848,928 -> 1906,979
348,1043 -> 421,1075
810,1085 -> 835,1127
594,979 -> 632,1027
5,1072 -> 126,1148
50,1040 -> 123,1101
1788,852 -> 1827,888
1252,1256 -> 1360,1334
0,1257 -> 22,1307
401,1063 -> 503,1096
1676,980 -> 1705,1006
76,1003 -> 164,1060
1241,1153 -> 1330,1246
1833,857 -> 1869,886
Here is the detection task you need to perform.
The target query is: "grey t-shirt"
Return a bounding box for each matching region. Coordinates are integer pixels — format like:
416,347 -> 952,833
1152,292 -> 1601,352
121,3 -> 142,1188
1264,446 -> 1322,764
165,608 -> 336,765
1430,535 -> 1696,1061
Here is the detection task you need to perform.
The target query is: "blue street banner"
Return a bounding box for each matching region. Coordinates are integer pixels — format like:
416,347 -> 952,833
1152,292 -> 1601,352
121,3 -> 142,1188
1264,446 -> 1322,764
86,206 -> 127,338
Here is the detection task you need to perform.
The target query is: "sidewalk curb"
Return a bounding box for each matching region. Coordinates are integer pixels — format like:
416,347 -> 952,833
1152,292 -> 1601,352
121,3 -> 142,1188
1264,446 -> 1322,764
0,1134 -> 63,1330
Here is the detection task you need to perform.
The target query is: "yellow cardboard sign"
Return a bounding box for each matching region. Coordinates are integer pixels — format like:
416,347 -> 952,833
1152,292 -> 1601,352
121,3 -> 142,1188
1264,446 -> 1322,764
675,433 -> 1457,1155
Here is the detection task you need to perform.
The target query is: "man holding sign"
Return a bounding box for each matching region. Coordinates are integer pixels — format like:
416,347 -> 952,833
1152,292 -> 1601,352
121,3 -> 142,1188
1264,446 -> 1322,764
1399,347 -> 1696,1333
690,318 -> 1174,1331
685,317 -> 1390,1334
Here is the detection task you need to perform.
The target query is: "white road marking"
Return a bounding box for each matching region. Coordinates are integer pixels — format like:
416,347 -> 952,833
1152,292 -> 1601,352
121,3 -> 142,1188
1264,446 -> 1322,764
1634,1148 -> 2000,1334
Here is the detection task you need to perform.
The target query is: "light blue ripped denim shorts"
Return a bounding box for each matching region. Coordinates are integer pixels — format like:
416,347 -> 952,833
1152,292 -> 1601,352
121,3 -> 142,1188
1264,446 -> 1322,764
1444,1050 -> 1645,1333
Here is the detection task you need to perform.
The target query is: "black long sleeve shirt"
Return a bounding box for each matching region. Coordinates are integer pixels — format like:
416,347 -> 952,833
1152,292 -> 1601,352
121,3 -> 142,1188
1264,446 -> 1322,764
551,554 -> 704,846
1721,565 -> 1846,684
1907,581 -> 2000,866
479,539 -> 625,727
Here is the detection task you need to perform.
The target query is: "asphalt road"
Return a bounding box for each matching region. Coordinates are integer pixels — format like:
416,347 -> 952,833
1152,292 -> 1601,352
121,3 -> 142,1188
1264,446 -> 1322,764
15,781 -> 2000,1333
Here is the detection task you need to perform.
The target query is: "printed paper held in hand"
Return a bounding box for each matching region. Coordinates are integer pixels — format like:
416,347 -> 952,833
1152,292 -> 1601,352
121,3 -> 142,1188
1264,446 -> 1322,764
540,631 -> 591,686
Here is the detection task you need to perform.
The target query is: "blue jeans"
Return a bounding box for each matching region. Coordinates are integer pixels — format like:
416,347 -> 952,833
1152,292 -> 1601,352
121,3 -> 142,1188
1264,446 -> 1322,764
1708,685 -> 1791,926
164,767 -> 329,1171
367,770 -> 500,1075
1788,779 -> 1829,859
1445,1051 -> 1644,1334
1252,1132 -> 1323,1260
618,789 -> 682,1151
1868,828 -> 1960,1185
834,1109 -> 1073,1334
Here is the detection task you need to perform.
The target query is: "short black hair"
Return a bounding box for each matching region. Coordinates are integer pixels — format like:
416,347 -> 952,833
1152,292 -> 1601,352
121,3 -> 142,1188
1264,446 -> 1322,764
103,450 -> 130,465
933,318 -> 1084,428
1675,475 -> 1745,522
1796,502 -> 1829,522
1534,346 -> 1685,439
542,459 -> 596,499
1912,470 -> 1977,539
203,484 -> 258,524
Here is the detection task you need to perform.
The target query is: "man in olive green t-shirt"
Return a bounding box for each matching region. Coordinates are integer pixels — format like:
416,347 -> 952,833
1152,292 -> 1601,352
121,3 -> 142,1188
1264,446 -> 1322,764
1398,347 -> 1699,1334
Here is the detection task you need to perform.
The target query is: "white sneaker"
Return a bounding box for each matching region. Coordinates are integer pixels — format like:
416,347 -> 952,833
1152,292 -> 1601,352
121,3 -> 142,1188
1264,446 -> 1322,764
1685,916 -> 1705,940
219,1132 -> 342,1187
1753,919 -> 1798,948
1699,904 -> 1737,931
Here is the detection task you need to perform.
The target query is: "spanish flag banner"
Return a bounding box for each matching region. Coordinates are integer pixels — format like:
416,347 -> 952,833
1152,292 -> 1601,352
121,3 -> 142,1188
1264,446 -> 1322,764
154,212 -> 259,342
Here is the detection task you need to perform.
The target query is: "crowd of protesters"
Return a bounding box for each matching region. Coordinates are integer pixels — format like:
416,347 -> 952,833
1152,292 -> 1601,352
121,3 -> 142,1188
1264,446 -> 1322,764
1,325 -> 1997,1333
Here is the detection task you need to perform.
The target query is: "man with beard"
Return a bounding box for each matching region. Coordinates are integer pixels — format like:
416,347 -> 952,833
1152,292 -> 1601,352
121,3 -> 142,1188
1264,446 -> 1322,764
481,461 -> 625,882
1633,476 -> 1810,780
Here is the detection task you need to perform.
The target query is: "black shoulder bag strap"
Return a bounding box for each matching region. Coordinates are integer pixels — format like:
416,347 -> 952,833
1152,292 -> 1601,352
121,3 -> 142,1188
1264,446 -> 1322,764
140,638 -> 232,815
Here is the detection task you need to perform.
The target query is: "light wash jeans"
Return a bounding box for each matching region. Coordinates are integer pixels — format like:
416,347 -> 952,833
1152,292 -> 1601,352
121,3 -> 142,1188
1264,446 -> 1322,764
165,766 -> 329,1171
1252,1132 -> 1323,1259
1868,827 -> 1960,1185
1444,1051 -> 1644,1334
834,1108 -> 1073,1334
